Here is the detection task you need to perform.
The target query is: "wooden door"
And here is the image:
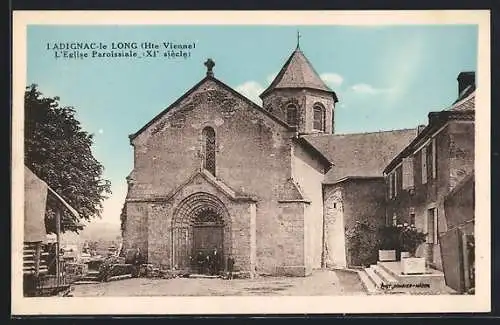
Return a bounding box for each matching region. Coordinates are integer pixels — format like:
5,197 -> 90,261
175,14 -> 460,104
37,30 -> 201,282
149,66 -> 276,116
193,226 -> 223,256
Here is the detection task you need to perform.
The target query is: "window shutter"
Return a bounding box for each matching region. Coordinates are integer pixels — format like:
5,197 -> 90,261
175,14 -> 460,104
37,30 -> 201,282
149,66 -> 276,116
394,170 -> 398,197
387,175 -> 391,199
388,174 -> 393,198
434,208 -> 439,243
402,157 -> 414,189
421,147 -> 427,184
432,138 -> 437,179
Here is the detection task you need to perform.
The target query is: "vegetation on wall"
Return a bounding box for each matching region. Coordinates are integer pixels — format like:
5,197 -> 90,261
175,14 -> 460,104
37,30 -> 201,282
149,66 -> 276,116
347,222 -> 428,266
346,220 -> 379,267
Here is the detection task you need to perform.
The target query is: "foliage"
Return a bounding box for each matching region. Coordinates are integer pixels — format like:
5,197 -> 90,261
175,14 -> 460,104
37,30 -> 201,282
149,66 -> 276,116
345,219 -> 379,267
398,224 -> 427,256
377,225 -> 401,250
24,84 -> 112,233
377,224 -> 427,257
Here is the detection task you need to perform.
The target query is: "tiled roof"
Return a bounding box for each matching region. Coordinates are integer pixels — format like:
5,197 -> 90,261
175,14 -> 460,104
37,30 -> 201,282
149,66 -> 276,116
303,129 -> 418,183
384,92 -> 476,173
260,48 -> 335,99
447,90 -> 475,112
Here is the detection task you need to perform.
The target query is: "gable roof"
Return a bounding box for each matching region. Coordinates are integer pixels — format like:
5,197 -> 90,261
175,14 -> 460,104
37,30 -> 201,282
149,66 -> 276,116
293,136 -> 334,172
260,48 -> 338,101
129,75 -> 292,141
126,169 -> 258,203
303,129 -> 418,184
384,90 -> 476,174
447,90 -> 475,112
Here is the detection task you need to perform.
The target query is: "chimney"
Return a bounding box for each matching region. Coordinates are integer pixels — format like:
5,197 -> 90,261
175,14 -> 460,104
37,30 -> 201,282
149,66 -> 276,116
417,124 -> 426,134
457,71 -> 475,96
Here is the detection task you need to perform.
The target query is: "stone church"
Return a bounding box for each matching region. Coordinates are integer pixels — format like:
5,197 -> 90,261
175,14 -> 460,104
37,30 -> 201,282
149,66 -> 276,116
121,44 -> 418,277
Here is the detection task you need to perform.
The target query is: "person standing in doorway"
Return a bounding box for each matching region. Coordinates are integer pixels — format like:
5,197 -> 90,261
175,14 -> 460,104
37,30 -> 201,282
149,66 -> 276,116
196,251 -> 204,274
131,247 -> 142,278
205,253 -> 211,275
227,255 -> 235,280
211,247 -> 219,275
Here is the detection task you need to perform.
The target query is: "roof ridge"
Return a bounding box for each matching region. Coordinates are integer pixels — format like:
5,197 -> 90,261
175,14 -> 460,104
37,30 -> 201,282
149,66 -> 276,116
298,48 -> 332,91
446,89 -> 476,111
303,127 -> 418,138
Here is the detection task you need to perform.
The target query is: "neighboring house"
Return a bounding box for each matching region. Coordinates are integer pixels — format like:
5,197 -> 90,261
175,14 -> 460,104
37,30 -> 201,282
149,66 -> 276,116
24,166 -> 80,296
121,44 -> 423,277
441,172 -> 475,293
383,72 -> 475,271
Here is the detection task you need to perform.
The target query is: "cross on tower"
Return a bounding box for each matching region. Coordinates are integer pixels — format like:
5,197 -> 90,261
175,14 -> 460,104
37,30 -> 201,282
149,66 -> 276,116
296,30 -> 301,49
204,58 -> 215,76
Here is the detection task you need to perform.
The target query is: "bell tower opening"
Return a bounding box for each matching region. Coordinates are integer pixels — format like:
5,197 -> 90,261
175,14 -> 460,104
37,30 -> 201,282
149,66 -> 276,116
259,44 -> 339,135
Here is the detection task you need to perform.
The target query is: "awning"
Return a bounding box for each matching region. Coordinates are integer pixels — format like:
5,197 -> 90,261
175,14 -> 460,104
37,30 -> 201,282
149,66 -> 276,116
24,167 -> 49,243
24,166 -> 81,243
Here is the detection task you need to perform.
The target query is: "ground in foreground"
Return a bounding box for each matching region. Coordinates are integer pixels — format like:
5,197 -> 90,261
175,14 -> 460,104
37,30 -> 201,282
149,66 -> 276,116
71,269 -> 366,296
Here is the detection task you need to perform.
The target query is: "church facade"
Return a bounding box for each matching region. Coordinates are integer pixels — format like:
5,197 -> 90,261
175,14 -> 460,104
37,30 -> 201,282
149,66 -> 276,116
121,45 -> 417,277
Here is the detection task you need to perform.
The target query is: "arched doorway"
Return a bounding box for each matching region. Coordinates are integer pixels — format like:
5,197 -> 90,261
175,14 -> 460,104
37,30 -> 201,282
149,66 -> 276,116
171,192 -> 230,273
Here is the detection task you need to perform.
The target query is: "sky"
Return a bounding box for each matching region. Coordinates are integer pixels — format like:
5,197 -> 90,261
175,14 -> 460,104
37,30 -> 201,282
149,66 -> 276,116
26,25 -> 478,228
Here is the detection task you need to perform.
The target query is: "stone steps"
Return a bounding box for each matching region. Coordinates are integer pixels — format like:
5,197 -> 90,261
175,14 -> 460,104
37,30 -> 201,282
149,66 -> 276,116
357,261 -> 454,295
365,267 -> 384,288
371,264 -> 398,285
356,270 -> 378,295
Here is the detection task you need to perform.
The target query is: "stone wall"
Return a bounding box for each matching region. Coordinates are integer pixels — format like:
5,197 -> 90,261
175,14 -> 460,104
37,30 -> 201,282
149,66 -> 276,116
292,141 -> 325,270
323,186 -> 347,267
262,88 -> 335,134
448,122 -> 475,190
122,202 -> 149,258
274,201 -> 308,276
124,78 -> 324,275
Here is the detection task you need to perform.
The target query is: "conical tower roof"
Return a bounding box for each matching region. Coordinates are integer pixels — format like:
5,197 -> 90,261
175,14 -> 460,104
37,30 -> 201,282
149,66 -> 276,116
260,48 -> 337,101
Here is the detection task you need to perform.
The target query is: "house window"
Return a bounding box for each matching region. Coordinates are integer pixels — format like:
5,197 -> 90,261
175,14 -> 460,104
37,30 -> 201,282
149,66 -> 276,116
402,157 -> 414,190
286,104 -> 298,126
313,104 -> 325,131
427,208 -> 438,244
421,147 -> 427,184
202,126 -> 216,176
431,138 -> 437,179
392,214 -> 397,226
333,203 -> 337,209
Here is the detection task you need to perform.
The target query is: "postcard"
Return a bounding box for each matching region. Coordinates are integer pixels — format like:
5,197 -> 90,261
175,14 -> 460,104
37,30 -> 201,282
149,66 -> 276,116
12,10 -> 491,315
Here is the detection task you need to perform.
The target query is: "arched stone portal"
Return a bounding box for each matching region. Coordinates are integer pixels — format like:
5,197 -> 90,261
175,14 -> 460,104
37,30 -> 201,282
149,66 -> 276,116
171,192 -> 231,272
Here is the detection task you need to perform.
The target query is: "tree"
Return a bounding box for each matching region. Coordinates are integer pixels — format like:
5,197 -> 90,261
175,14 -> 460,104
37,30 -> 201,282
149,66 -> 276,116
24,84 -> 112,233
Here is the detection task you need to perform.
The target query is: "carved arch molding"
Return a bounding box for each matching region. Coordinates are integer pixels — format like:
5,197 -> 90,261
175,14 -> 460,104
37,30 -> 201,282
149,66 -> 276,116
171,192 -> 232,270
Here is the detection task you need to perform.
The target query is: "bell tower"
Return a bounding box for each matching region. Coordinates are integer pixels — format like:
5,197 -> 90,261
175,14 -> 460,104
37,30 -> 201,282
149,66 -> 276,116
260,38 -> 339,135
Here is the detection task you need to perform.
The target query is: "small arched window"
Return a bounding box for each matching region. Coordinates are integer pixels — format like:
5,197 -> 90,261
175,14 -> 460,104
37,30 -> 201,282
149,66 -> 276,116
313,104 -> 325,131
286,104 -> 298,126
202,126 -> 216,175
